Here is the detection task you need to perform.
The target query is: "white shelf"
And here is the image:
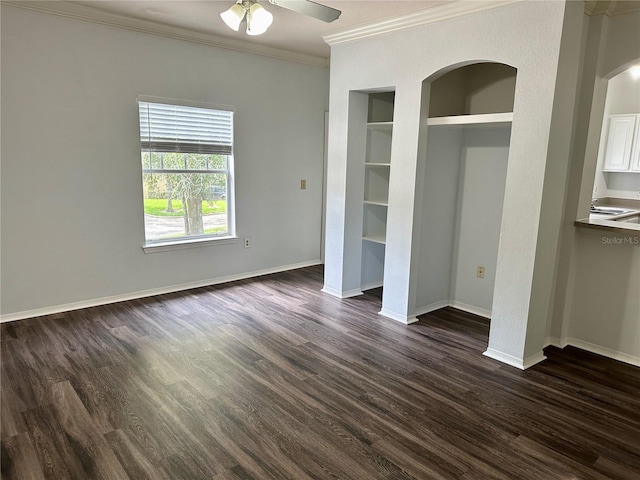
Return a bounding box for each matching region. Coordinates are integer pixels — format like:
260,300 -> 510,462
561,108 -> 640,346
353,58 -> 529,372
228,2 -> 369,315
363,200 -> 388,207
427,112 -> 513,127
367,121 -> 393,130
363,235 -> 386,245
364,163 -> 391,167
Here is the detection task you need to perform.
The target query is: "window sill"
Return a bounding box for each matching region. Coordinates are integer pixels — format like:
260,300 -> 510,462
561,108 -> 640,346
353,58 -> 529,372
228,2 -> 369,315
142,236 -> 238,253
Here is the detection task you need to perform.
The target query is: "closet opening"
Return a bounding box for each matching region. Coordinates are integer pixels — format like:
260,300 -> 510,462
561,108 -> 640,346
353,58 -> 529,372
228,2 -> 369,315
414,62 -> 517,347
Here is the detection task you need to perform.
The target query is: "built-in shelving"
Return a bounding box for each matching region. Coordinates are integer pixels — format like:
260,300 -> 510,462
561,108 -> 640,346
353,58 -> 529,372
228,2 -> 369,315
427,112 -> 513,127
363,200 -> 388,207
362,201 -> 388,243
362,235 -> 386,245
360,91 -> 394,289
363,161 -> 390,204
366,121 -> 393,130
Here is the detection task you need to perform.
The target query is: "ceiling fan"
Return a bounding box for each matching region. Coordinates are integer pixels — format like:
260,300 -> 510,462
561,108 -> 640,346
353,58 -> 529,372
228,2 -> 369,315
220,0 -> 341,36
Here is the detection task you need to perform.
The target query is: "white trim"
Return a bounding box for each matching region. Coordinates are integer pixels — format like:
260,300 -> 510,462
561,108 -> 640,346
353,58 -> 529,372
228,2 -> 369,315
320,286 -> 363,299
448,301 -> 491,319
544,336 -> 639,367
563,338 -> 640,368
544,336 -> 567,348
2,1 -> 328,68
412,300 -> 490,319
324,0 -> 522,46
361,281 -> 383,292
414,300 -> 450,317
378,309 -> 419,325
483,348 -> 524,368
584,0 -> 640,17
427,112 -> 513,127
1,260 -> 321,323
142,236 -> 238,254
137,95 -> 235,113
522,351 -> 548,370
483,348 -> 546,370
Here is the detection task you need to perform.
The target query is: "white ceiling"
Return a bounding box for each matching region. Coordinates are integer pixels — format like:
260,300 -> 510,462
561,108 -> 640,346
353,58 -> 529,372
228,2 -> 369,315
68,1 -> 451,59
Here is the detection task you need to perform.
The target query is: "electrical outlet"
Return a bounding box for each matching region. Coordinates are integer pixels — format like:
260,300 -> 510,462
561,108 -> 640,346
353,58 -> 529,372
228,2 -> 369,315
244,237 -> 251,249
300,179 -> 307,190
476,266 -> 485,278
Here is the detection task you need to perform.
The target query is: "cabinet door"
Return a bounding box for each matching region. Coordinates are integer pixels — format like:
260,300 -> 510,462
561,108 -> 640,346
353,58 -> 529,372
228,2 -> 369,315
631,115 -> 640,172
603,115 -> 636,171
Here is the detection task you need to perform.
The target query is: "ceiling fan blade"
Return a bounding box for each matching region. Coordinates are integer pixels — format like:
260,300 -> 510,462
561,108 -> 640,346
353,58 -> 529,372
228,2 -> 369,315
269,0 -> 341,23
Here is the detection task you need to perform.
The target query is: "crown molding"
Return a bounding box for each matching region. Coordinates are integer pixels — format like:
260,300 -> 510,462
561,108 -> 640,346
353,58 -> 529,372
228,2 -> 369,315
584,0 -> 610,15
1,1 -> 329,68
323,0 -> 522,46
585,0 -> 640,17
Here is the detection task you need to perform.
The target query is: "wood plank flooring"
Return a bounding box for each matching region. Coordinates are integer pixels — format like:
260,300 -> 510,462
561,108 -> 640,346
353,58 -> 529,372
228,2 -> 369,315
2,265 -> 639,479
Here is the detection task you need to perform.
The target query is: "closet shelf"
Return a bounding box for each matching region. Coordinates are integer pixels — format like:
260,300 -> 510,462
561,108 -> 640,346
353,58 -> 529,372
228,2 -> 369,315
427,112 -> 513,127
362,235 -> 386,245
366,121 -> 393,130
364,162 -> 391,167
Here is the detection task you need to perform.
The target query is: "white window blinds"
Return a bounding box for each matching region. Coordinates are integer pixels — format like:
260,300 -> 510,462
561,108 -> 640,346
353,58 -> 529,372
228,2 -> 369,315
138,100 -> 233,155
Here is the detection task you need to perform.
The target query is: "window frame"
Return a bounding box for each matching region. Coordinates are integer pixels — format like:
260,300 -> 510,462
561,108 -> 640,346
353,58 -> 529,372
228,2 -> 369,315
137,95 -> 237,251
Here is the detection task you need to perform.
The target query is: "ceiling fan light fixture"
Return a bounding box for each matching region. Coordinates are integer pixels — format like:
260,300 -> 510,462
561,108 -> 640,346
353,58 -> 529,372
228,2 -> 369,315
247,2 -> 273,36
220,2 -> 245,32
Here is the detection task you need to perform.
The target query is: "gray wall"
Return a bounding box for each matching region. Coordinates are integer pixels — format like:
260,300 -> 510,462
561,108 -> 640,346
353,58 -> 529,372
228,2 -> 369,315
1,6 -> 329,317
323,0 -> 576,368
449,127 -> 510,316
550,9 -> 640,366
415,126 -> 509,318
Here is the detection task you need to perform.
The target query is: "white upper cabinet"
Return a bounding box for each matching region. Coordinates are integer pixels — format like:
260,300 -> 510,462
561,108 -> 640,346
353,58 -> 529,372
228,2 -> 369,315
603,114 -> 638,172
631,117 -> 640,172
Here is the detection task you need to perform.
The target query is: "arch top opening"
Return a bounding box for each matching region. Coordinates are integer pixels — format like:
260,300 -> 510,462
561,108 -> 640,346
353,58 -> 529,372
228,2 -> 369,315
427,62 -> 517,118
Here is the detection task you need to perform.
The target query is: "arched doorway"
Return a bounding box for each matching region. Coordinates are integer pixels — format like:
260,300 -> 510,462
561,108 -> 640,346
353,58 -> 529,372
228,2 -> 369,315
412,62 -> 517,348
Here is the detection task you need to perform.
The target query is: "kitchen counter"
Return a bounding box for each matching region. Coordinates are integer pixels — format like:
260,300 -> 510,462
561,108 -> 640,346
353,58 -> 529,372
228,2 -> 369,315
574,197 -> 640,235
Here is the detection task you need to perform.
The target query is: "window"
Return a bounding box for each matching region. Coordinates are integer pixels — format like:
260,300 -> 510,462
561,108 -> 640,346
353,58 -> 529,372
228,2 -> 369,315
138,97 -> 235,246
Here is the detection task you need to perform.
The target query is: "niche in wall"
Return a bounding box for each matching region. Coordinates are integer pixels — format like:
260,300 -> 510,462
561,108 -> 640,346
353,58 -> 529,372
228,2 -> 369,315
429,62 -> 516,118
342,90 -> 396,293
415,62 -> 516,319
362,92 -> 395,290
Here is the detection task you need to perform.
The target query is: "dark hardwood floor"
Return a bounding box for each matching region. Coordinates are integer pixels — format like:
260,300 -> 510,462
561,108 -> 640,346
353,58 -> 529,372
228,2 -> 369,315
2,265 -> 639,479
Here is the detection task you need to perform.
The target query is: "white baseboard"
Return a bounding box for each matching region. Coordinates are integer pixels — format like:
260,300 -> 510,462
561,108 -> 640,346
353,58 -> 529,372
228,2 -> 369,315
414,300 -> 450,317
543,336 -> 639,367
361,281 -> 383,292
522,351 -> 548,369
449,301 -> 491,319
563,338 -> 640,368
321,286 -> 363,299
412,300 -> 491,319
378,309 -> 419,325
544,336 -> 567,348
483,348 -> 546,370
1,260 -> 322,323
